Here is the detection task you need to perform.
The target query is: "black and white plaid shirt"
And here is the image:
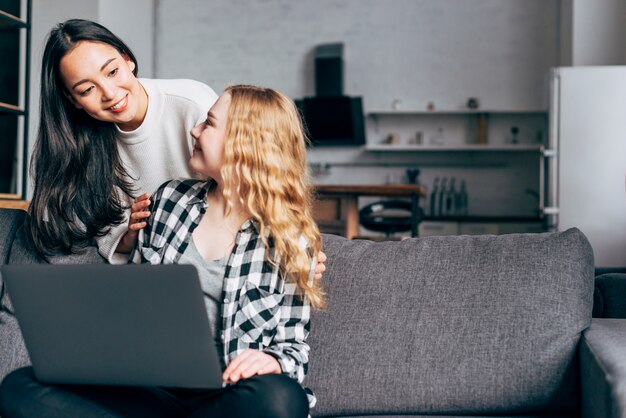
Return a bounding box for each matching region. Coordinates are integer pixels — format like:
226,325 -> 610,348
130,179 -> 315,406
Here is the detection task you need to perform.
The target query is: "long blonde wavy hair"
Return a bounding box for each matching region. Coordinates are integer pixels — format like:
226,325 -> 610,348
221,85 -> 325,309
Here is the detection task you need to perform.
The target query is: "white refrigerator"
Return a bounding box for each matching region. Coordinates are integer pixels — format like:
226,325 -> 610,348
548,66 -> 626,268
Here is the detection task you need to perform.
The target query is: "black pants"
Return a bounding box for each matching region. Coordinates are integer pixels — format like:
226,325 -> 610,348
0,367 -> 309,418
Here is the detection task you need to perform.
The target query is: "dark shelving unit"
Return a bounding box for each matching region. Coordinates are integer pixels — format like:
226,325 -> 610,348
0,0 -> 31,203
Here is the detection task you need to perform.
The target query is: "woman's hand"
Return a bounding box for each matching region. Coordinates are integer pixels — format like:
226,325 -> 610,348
222,349 -> 281,383
314,251 -> 327,281
115,193 -> 151,254
128,193 -> 151,231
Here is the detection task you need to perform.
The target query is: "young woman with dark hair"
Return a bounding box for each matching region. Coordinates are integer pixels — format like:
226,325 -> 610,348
29,19 -> 218,263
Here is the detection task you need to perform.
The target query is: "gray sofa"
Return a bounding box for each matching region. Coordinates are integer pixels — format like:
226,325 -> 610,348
1,207 -> 626,417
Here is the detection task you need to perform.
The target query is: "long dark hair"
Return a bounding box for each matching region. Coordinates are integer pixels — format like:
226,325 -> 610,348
29,19 -> 137,256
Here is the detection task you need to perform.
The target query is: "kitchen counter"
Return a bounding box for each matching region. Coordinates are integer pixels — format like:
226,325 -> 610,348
313,184 -> 428,197
313,184 -> 428,239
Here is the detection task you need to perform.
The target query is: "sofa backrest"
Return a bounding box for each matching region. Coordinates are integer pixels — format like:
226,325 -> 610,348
307,229 -> 594,416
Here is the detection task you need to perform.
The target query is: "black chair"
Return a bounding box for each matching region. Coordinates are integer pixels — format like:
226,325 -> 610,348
359,199 -> 422,236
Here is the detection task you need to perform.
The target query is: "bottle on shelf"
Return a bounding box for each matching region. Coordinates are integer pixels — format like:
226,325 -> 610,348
477,113 -> 488,144
468,113 -> 489,145
457,179 -> 469,217
445,177 -> 456,216
437,177 -> 447,217
429,177 -> 439,217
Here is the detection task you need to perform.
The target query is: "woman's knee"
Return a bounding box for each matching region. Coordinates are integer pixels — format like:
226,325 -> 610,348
241,374 -> 309,418
0,367 -> 38,416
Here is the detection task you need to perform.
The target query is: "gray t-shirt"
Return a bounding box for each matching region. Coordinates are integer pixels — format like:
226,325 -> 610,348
179,237 -> 228,371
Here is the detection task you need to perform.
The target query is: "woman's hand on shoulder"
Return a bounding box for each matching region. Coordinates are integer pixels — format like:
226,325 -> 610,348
115,193 -> 151,254
222,349 -> 281,383
314,250 -> 327,281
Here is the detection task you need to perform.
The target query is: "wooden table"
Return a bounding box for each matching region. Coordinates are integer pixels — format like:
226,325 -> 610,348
313,184 -> 428,239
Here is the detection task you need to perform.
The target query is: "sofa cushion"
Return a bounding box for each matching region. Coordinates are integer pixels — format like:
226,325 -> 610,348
307,229 -> 594,417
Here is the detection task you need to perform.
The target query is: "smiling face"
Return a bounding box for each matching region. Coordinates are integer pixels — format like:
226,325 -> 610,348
189,93 -> 232,181
59,40 -> 147,131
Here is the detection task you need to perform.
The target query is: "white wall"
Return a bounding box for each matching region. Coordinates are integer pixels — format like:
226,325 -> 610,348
571,0 -> 626,66
156,0 -> 559,112
558,0 -> 573,66
98,0 -> 155,78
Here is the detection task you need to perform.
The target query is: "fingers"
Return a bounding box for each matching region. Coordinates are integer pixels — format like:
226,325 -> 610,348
128,221 -> 146,231
223,349 -> 254,382
128,214 -> 148,231
128,193 -> 151,230
314,250 -> 327,281
135,192 -> 150,203
223,350 -> 281,383
131,194 -> 151,214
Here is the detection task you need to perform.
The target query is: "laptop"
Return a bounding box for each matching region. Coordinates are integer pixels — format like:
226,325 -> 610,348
1,264 -> 223,389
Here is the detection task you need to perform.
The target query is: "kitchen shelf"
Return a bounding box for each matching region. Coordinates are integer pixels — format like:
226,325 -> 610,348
0,194 -> 28,210
0,9 -> 28,27
0,102 -> 26,115
365,144 -> 544,152
367,110 -> 547,116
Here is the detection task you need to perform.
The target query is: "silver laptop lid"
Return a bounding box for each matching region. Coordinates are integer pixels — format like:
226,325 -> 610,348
2,264 -> 223,389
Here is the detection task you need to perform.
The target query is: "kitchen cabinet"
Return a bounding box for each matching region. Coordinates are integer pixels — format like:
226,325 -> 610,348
0,0 -> 31,207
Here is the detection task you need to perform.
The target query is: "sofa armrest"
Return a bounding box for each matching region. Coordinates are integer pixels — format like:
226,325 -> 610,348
581,319 -> 626,417
594,274 -> 626,318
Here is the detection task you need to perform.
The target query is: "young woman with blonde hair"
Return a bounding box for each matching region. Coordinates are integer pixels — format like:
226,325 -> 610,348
1,85 -> 323,418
